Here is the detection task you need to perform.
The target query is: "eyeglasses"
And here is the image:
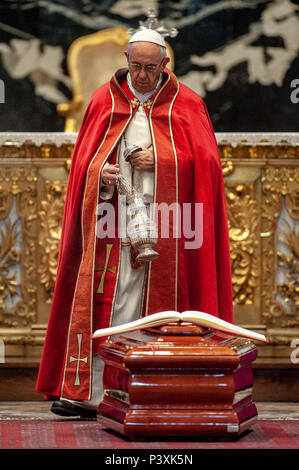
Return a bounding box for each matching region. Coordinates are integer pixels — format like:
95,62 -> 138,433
129,58 -> 164,74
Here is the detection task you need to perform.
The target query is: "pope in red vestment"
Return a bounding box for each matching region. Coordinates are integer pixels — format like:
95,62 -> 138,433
36,29 -> 233,410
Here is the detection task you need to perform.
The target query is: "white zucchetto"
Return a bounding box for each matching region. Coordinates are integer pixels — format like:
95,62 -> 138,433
128,29 -> 166,48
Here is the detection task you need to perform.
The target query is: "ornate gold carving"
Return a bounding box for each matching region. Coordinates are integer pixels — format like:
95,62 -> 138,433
261,168 -> 299,328
38,182 -> 67,303
277,221 -> 299,310
226,184 -> 258,304
0,220 -> 21,317
222,160 -> 234,177
285,192 -> 299,220
218,142 -> 299,160
219,145 -> 232,160
0,192 -> 13,220
0,167 -> 37,328
0,141 -> 74,159
0,135 -> 298,356
65,159 -> 72,172
265,334 -> 294,346
0,335 -> 44,346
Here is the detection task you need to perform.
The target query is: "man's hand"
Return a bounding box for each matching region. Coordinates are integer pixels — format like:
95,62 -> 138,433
129,148 -> 155,171
102,163 -> 120,185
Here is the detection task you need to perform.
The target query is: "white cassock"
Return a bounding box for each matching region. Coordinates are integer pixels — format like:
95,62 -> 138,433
100,72 -> 162,327
111,103 -> 154,327
63,75 -> 160,409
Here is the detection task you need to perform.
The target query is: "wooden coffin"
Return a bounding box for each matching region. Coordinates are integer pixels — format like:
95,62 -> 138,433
97,324 -> 258,439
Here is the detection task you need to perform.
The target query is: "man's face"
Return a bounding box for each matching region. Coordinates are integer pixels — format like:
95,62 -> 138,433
126,42 -> 169,94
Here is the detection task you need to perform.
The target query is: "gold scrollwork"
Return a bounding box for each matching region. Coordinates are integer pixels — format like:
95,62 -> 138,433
277,220 -> 299,311
0,167 -> 38,328
0,141 -> 74,159
0,137 -> 298,356
0,192 -> 13,220
285,192 -> 299,220
0,220 -> 21,318
226,184 -> 258,304
0,335 -> 44,346
38,182 -> 67,302
222,160 -> 234,177
218,142 -> 299,160
261,168 -> 299,327
266,334 -> 293,346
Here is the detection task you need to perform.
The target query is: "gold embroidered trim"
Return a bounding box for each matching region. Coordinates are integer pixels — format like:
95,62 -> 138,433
130,98 -> 153,109
95,243 -> 117,294
130,98 -> 140,108
143,99 -> 153,109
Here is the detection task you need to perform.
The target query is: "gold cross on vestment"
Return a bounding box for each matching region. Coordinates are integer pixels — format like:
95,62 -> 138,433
143,99 -> 153,110
130,98 -> 140,108
69,333 -> 88,386
95,243 -> 116,294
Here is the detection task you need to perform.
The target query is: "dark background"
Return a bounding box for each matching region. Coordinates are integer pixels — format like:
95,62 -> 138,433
0,0 -> 298,132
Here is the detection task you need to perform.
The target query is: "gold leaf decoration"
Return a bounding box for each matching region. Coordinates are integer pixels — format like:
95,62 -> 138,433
38,182 -> 67,302
277,220 -> 299,309
226,184 -> 258,304
0,220 -> 21,312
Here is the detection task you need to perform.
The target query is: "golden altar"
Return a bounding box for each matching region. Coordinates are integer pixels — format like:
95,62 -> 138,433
0,131 -> 298,366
